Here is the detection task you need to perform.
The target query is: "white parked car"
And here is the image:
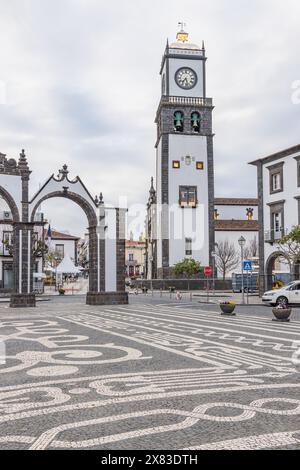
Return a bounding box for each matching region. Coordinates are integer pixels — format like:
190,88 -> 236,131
262,281 -> 300,307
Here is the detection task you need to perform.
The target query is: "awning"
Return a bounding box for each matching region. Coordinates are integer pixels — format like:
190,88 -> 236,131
56,254 -> 81,274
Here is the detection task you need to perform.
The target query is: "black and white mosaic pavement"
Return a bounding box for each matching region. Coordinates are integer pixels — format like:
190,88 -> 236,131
0,299 -> 299,450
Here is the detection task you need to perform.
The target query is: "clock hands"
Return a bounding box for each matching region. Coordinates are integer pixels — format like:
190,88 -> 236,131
176,68 -> 196,89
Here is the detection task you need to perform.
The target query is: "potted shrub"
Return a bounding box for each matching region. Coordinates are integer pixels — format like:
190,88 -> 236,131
272,304 -> 292,322
220,301 -> 236,316
58,288 -> 65,295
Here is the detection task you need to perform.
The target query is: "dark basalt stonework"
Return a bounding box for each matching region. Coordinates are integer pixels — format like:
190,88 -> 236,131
86,291 -> 128,305
10,293 -> 36,308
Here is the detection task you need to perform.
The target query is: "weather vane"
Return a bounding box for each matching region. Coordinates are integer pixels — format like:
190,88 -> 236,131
178,21 -> 186,32
176,22 -> 188,43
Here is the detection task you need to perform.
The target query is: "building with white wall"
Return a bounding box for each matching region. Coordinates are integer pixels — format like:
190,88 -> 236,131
250,144 -> 300,292
125,239 -> 146,278
46,229 -> 80,265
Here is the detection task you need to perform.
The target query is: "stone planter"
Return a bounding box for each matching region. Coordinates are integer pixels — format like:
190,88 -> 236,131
272,307 -> 292,322
220,304 -> 236,316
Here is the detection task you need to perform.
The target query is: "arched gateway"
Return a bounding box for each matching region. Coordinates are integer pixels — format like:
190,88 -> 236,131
0,150 -> 128,307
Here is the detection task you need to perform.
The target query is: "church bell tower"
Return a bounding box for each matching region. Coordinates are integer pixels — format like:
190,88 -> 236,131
155,25 -> 215,278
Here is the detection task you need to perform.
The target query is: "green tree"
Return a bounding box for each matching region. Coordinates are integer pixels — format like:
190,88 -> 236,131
172,258 -> 202,278
276,226 -> 300,271
44,250 -> 63,268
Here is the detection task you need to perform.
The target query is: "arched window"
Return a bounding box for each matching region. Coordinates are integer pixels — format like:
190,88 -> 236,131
174,111 -> 184,132
191,112 -> 200,133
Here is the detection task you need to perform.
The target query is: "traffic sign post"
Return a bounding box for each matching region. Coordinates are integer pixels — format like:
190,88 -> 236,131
243,261 -> 253,305
243,261 -> 253,272
204,267 -> 213,302
204,266 -> 213,277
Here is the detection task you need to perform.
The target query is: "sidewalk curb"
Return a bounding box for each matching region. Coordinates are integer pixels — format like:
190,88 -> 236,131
197,301 -> 266,307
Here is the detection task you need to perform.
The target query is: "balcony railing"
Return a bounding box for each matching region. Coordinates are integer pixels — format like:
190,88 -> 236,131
264,228 -> 288,243
126,260 -> 138,267
160,95 -> 213,108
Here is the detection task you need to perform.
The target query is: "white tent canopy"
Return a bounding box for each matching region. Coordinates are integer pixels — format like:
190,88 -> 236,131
56,254 -> 81,274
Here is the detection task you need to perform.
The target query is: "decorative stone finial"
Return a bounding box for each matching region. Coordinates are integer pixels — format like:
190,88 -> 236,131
150,177 -> 156,195
19,149 -> 28,167
58,164 -> 69,179
99,192 -> 104,205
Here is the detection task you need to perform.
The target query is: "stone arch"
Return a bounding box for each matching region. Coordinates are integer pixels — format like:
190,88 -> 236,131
0,185 -> 20,222
265,251 -> 291,290
30,190 -> 98,293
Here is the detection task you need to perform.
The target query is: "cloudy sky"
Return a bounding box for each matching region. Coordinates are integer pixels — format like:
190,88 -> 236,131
0,0 -> 299,237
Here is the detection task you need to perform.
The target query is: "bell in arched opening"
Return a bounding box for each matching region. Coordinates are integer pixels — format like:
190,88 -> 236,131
191,112 -> 200,133
174,111 -> 184,132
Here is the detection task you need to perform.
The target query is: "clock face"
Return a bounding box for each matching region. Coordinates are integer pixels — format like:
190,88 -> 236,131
175,67 -> 197,90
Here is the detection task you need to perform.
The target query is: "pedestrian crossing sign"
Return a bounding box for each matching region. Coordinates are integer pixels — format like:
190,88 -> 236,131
243,260 -> 253,271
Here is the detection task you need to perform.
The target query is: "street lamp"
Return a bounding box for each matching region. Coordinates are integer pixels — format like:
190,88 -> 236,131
238,236 -> 246,304
211,243 -> 218,297
211,251 -> 216,296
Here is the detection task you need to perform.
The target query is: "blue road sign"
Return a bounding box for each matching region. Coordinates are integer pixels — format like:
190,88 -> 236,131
243,260 -> 253,271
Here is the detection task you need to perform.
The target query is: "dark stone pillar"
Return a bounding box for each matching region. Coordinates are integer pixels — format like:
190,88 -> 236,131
86,291 -> 128,305
86,208 -> 128,306
207,134 -> 215,267
10,223 -> 36,308
99,204 -> 106,292
116,208 -> 127,293
87,226 -> 98,293
257,162 -> 265,296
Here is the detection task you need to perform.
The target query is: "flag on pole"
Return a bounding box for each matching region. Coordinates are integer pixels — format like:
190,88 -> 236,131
47,224 -> 52,249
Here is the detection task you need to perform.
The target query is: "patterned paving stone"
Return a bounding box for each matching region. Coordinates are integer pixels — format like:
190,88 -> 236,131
0,300 -> 299,450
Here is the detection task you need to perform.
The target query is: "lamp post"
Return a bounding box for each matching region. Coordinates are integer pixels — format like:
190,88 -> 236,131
211,243 -> 218,297
54,255 -> 59,291
211,251 -> 216,297
238,236 -> 246,305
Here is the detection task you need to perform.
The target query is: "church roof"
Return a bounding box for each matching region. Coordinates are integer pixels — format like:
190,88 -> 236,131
215,198 -> 259,206
215,220 -> 259,232
44,229 -> 80,241
169,41 -> 202,51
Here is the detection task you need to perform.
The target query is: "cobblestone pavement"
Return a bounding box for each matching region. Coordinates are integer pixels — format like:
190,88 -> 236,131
0,299 -> 299,450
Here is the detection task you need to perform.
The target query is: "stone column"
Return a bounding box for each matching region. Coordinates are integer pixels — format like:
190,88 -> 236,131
116,208 -> 127,294
10,223 -> 36,307
87,225 -> 98,293
86,207 -> 128,305
10,150 -> 36,308
99,204 -> 106,292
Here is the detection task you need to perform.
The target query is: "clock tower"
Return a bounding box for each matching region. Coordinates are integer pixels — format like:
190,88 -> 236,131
155,26 -> 215,278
